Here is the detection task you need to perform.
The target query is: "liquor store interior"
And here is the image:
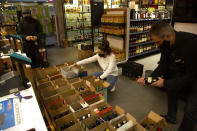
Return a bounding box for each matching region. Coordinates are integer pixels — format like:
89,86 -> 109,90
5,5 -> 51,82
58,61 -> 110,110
0,0 -> 197,131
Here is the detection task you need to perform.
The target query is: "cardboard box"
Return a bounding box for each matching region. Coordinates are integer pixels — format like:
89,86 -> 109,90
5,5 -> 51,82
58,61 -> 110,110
78,49 -> 93,60
110,113 -> 137,131
81,115 -> 103,131
59,88 -> 76,98
74,108 -> 96,121
44,66 -> 59,76
72,81 -> 90,93
37,77 -> 50,85
139,111 -> 168,131
91,122 -> 116,131
40,85 -> 57,99
52,78 -> 69,87
91,101 -> 112,117
101,105 -> 125,122
63,94 -> 89,112
80,90 -> 104,106
67,77 -> 82,84
37,81 -> 53,89
55,113 -> 78,131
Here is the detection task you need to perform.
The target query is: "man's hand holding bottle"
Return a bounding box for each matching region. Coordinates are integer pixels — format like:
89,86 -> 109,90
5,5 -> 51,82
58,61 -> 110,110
137,77 -> 164,87
26,36 -> 37,41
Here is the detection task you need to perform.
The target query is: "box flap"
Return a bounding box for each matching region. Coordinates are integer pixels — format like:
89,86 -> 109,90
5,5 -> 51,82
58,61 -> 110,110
126,113 -> 136,123
147,111 -> 163,123
115,105 -> 125,115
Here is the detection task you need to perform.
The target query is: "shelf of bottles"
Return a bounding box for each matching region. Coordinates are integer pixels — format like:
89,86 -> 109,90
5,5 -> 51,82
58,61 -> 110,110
65,3 -> 93,43
100,14 -> 125,37
129,2 -> 170,59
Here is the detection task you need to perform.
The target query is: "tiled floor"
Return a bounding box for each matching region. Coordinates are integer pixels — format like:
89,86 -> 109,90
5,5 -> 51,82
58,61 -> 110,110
47,46 -> 192,131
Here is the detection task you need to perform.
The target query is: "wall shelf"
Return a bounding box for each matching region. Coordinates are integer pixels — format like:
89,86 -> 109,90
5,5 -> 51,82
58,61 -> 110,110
129,41 -> 154,48
130,30 -> 149,35
129,48 -> 160,59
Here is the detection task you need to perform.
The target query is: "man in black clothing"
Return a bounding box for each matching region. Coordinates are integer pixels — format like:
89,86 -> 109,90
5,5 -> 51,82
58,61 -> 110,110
137,21 -> 197,131
18,9 -> 44,68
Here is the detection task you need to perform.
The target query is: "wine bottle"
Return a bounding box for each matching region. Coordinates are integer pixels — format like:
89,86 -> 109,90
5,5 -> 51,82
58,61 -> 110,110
144,77 -> 159,85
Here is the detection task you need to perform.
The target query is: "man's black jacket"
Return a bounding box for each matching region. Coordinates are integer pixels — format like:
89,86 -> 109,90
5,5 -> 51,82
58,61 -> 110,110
18,16 -> 44,49
151,31 -> 197,90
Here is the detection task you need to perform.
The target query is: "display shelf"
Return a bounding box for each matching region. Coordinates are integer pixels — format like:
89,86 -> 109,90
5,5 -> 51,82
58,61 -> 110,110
130,30 -> 149,35
101,32 -> 125,38
129,48 -> 160,59
100,22 -> 125,26
66,27 -> 91,31
130,18 -> 170,22
129,41 -> 154,48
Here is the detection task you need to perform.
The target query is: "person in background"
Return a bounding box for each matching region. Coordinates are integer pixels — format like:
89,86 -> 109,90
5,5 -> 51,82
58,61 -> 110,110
70,40 -> 118,92
137,21 -> 197,131
18,9 -> 44,68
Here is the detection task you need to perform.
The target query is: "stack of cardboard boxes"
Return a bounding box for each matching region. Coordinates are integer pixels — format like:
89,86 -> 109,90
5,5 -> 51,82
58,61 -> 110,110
34,63 -> 167,131
78,43 -> 94,60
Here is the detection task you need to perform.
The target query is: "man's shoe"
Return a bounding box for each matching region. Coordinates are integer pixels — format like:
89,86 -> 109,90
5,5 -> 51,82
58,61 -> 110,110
161,115 -> 177,124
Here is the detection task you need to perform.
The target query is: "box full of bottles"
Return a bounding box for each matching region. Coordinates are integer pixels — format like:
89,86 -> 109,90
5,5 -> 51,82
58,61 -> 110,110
139,111 -> 167,131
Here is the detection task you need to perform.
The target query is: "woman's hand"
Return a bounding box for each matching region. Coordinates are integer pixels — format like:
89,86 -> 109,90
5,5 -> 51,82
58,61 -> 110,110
137,77 -> 145,86
69,63 -> 77,69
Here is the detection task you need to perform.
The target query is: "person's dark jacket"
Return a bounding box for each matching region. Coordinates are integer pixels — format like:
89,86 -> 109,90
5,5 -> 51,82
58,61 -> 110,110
18,16 -> 44,49
151,31 -> 197,90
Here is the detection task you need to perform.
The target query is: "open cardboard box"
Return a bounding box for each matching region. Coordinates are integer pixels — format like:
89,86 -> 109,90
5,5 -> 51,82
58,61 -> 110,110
90,101 -> 112,117
44,66 -> 60,77
80,90 -> 105,106
139,111 -> 168,131
55,113 -> 78,131
37,81 -> 53,89
40,85 -> 58,99
72,81 -> 90,93
44,95 -> 71,121
74,107 -> 96,122
67,77 -> 82,84
63,94 -> 89,112
81,115 -> 103,131
81,75 -> 110,89
100,105 -> 125,122
110,113 -> 137,131
52,77 -> 69,88
37,77 -> 50,85
58,88 -> 76,98
90,122 -> 116,131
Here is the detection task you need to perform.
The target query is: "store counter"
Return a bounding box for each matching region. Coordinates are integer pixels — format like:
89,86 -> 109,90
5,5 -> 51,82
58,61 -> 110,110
0,83 -> 47,131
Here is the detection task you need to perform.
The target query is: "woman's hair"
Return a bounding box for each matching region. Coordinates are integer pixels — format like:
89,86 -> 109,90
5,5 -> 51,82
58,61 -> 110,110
98,40 -> 111,55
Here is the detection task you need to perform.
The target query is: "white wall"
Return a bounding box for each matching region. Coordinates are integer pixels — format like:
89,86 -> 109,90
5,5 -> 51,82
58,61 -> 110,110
174,22 -> 197,35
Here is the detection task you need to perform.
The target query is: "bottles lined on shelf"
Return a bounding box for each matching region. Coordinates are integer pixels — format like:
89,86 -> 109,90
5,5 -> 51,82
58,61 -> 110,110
130,33 -> 150,44
130,22 -> 153,32
130,43 -> 157,56
101,15 -> 125,24
100,26 -> 124,35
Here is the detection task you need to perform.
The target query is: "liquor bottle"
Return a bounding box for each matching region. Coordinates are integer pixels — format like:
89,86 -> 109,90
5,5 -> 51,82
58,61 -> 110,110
144,77 -> 159,85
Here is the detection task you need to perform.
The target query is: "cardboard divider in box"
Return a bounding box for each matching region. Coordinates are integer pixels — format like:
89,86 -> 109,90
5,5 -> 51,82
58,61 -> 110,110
44,95 -> 71,121
58,87 -> 76,98
81,75 -> 110,89
55,113 -> 79,131
80,90 -> 105,106
81,115 -> 105,131
139,111 -> 167,131
90,122 -> 116,131
52,77 -> 69,88
74,107 -> 96,122
49,73 -> 63,81
62,94 -> 89,112
37,81 -> 53,89
67,77 -> 82,84
110,113 -> 137,131
91,101 -> 113,117
39,84 -> 57,99
44,66 -> 60,77
35,68 -> 47,80
100,105 -> 125,122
